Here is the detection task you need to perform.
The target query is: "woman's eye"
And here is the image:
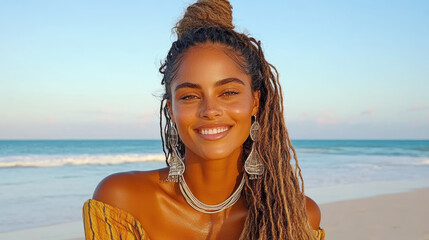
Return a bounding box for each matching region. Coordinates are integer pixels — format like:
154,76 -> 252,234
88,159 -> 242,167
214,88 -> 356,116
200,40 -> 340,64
180,95 -> 199,101
221,91 -> 239,97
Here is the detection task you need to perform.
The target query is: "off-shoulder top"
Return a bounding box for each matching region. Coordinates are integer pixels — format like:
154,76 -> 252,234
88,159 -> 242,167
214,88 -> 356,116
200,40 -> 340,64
83,199 -> 325,240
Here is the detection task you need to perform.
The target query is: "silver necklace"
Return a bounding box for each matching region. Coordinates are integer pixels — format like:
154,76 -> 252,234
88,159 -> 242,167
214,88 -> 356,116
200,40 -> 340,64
178,174 -> 245,214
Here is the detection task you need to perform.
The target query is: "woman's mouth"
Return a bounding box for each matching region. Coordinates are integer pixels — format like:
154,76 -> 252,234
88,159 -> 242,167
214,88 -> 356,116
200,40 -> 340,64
199,127 -> 229,135
195,125 -> 232,140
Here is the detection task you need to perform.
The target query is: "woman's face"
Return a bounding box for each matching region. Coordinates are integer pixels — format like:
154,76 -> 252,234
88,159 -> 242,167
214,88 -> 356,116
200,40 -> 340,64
168,42 -> 260,161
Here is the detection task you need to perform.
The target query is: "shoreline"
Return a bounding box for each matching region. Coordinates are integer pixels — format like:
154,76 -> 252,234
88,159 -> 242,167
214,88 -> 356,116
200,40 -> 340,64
306,178 -> 429,204
1,187 -> 428,240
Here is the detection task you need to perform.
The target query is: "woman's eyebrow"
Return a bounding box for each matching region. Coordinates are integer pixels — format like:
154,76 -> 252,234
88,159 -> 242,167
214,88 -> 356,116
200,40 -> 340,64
174,82 -> 201,92
215,78 -> 245,87
174,78 -> 245,92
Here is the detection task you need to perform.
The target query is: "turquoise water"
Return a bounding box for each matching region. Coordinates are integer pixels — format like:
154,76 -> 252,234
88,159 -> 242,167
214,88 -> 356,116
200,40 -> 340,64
0,140 -> 428,232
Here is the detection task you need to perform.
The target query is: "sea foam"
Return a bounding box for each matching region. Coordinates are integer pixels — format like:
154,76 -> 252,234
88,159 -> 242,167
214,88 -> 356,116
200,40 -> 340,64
414,158 -> 429,166
0,153 -> 165,168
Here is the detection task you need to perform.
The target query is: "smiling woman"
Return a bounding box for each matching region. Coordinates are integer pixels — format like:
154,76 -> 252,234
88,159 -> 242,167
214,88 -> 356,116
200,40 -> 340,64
168,43 -> 259,161
82,0 -> 324,239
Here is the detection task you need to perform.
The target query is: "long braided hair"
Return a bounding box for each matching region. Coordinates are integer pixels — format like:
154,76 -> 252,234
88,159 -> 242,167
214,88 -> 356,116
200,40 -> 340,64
159,0 -> 316,239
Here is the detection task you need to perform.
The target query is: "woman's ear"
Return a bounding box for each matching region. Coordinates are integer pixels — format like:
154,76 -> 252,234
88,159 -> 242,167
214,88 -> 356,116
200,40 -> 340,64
166,100 -> 175,124
251,90 -> 260,116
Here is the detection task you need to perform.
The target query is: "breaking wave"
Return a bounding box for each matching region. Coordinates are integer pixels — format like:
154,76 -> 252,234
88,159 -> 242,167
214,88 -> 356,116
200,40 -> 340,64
0,153 -> 165,168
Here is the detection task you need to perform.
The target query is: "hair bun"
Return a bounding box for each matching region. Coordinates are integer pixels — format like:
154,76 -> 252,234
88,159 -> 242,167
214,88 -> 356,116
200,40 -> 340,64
175,0 -> 234,38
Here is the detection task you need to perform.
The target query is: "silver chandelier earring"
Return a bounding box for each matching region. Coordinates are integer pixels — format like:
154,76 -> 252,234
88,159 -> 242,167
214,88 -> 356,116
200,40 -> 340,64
244,116 -> 265,179
165,124 -> 185,182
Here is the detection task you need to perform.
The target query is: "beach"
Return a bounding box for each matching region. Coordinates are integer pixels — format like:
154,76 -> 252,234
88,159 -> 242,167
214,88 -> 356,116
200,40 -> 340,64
0,187 -> 427,240
321,188 -> 429,240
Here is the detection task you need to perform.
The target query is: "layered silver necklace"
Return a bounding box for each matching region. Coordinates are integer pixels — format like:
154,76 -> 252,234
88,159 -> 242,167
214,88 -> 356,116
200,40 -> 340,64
178,174 -> 246,214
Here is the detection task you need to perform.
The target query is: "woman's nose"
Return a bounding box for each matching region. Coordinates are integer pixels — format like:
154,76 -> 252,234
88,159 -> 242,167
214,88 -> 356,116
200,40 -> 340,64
199,97 -> 222,119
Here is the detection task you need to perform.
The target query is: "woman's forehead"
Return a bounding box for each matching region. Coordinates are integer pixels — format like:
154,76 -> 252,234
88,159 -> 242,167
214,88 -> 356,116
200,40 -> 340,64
173,43 -> 249,84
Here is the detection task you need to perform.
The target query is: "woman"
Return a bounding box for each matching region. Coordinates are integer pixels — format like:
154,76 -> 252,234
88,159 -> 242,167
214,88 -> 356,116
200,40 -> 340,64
83,0 -> 324,239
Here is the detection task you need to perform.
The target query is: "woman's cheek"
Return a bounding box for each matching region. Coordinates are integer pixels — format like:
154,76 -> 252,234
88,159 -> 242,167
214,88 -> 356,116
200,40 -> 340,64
172,104 -> 197,140
172,102 -> 195,121
225,99 -> 254,117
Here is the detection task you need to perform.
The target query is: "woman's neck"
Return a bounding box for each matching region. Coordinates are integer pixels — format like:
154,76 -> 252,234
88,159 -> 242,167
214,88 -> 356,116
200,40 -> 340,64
182,149 -> 244,205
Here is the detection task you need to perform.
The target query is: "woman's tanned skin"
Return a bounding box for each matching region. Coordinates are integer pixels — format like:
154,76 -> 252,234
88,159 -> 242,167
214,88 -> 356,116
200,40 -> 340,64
94,43 -> 321,240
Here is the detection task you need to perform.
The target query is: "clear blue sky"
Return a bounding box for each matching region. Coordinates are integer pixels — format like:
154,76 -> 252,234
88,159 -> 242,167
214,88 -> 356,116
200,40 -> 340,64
1,0 -> 428,139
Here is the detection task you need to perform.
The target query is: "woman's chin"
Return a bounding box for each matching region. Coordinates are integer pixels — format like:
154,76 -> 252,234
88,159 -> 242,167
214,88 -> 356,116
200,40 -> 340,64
192,146 -> 242,162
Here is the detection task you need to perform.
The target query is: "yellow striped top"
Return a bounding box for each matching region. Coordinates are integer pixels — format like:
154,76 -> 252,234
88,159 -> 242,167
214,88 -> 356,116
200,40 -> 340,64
83,199 -> 325,240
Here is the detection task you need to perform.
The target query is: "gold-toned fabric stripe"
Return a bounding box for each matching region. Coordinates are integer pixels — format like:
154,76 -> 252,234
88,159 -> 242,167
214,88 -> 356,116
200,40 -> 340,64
314,227 -> 325,240
102,204 -> 114,240
87,200 -> 95,240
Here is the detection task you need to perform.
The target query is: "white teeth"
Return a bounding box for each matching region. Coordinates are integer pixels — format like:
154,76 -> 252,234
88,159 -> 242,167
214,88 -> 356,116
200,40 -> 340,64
199,127 -> 229,135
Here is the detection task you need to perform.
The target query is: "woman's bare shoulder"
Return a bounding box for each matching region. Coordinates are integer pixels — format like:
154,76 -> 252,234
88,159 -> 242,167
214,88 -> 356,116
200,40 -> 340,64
92,167 -> 171,212
305,196 -> 322,230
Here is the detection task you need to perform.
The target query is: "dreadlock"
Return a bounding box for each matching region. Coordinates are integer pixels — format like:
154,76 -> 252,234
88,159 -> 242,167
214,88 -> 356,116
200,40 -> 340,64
159,0 -> 316,239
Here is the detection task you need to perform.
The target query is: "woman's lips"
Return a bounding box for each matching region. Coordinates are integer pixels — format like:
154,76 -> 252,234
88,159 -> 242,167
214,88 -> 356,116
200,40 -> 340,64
194,125 -> 232,140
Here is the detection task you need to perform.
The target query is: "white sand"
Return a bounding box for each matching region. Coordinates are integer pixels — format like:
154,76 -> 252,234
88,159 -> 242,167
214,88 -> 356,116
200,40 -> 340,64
320,188 -> 429,240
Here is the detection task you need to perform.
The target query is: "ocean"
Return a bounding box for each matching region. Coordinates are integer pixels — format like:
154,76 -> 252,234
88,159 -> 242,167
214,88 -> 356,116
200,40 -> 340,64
0,139 -> 428,232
